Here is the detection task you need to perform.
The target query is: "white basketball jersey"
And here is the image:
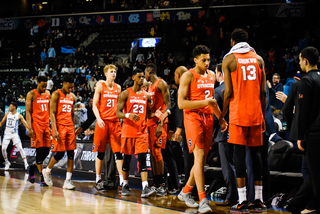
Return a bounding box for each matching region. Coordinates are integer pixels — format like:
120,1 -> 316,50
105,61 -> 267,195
5,112 -> 20,135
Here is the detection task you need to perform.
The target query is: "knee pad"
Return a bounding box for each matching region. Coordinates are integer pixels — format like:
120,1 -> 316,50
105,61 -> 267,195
138,153 -> 147,172
54,152 -> 65,161
36,147 -> 50,164
122,155 -> 132,172
151,147 -> 163,162
115,152 -> 123,160
67,150 -> 74,160
97,152 -> 105,160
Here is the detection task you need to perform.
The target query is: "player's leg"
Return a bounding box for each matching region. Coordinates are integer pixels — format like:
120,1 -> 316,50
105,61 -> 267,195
2,136 -> 11,170
120,137 -> 133,196
63,125 -> 76,190
12,134 -> 28,170
139,152 -> 156,198
36,147 -> 50,186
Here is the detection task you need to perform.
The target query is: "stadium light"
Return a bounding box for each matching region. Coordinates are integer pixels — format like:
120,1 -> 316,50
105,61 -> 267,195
42,2 -> 48,4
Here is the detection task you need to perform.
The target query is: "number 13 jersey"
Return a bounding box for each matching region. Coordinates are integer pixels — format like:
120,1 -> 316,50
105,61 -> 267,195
122,88 -> 148,138
99,82 -> 119,122
56,89 -> 74,125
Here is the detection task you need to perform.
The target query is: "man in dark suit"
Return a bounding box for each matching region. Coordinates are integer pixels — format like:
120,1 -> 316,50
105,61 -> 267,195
213,64 -> 238,206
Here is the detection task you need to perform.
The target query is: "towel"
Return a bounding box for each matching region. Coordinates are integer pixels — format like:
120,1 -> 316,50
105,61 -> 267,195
223,42 -> 256,59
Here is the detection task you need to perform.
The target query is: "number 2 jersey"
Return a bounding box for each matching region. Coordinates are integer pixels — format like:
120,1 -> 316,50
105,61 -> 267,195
32,89 -> 50,125
56,89 -> 74,126
98,82 -> 119,121
121,88 -> 148,138
230,51 -> 263,126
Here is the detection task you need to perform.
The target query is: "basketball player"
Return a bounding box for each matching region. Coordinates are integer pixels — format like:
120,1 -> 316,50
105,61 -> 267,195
92,64 -> 123,191
219,28 -> 267,212
144,63 -> 171,196
0,102 -> 29,170
178,45 -> 227,213
25,75 -> 51,186
42,75 -> 77,190
116,68 -> 156,198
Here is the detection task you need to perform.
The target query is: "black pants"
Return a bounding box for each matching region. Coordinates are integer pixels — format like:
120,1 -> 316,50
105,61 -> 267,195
181,129 -> 194,184
162,140 -> 179,189
103,143 -> 116,188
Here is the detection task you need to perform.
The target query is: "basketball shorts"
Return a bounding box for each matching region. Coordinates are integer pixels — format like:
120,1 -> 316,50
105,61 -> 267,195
184,111 -> 213,155
228,123 -> 263,147
121,134 -> 148,155
2,133 -> 22,147
51,124 -> 76,152
31,122 -> 51,148
148,123 -> 167,162
93,120 -> 121,153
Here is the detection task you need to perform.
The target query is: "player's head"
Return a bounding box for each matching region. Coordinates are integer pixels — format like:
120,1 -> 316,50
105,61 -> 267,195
9,102 -> 18,112
193,45 -> 210,72
132,68 -> 145,86
215,63 -> 224,83
174,66 -> 188,85
62,75 -> 74,93
37,75 -> 48,93
104,64 -> 117,81
230,28 -> 248,46
142,79 -> 151,92
299,46 -> 319,72
145,63 -> 157,81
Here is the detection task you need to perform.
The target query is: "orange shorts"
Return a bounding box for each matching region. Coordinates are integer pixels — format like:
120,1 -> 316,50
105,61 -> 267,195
121,134 -> 148,155
148,123 -> 167,162
93,120 -> 121,153
184,111 -> 213,155
31,122 -> 51,148
227,123 -> 263,147
51,124 -> 76,152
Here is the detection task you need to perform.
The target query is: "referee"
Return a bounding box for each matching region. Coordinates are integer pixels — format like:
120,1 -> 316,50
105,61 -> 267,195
296,46 -> 320,211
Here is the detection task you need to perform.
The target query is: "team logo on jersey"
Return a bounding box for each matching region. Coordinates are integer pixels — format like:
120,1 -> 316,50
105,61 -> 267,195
51,143 -> 54,150
92,144 -> 95,151
188,139 -> 192,147
227,131 -> 230,140
32,140 -> 35,146
158,138 -> 162,145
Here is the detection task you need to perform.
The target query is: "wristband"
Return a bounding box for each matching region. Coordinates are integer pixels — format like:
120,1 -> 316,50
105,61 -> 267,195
167,109 -> 171,115
125,113 -> 130,118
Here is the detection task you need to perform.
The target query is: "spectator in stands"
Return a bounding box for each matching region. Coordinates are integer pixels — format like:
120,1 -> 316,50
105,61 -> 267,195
56,63 -> 62,75
164,66 -> 171,81
18,95 -> 25,103
87,76 -> 97,93
38,68 -> 47,77
33,24 -> 39,40
136,51 -> 144,62
90,52 -> 98,66
69,64 -> 75,74
46,76 -> 54,93
61,64 -> 69,74
48,44 -> 56,67
29,42 -> 36,49
267,73 -> 283,110
82,93 -> 90,105
76,91 -> 83,103
122,75 -> 133,89
0,83 -> 8,102
271,106 -> 282,132
40,48 -> 47,66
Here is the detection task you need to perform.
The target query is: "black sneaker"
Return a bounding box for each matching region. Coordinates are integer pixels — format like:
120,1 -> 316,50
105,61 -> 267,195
230,201 -> 250,214
156,183 -> 167,196
27,166 -> 35,184
121,184 -> 130,196
141,186 -> 157,198
253,199 -> 267,212
94,180 -> 106,192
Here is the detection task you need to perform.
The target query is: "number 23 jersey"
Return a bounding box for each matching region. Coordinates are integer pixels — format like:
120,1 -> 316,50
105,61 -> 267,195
122,88 -> 148,138
56,89 -> 74,126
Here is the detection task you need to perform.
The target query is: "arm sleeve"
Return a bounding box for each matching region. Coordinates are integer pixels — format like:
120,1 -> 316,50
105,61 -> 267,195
297,78 -> 312,140
80,108 -> 96,131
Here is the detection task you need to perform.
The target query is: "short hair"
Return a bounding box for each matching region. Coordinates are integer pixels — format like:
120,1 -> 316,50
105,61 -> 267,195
216,63 -> 222,73
273,73 -> 280,79
132,68 -> 144,76
104,64 -> 117,73
63,75 -> 74,83
11,102 -> 18,109
193,45 -> 210,58
300,46 -> 319,66
37,76 -> 47,83
145,63 -> 157,74
231,28 -> 248,43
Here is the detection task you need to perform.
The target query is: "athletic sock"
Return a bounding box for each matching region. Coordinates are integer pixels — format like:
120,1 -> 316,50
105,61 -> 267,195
238,186 -> 247,204
199,191 -> 206,202
254,185 -> 263,201
123,180 -> 129,185
142,181 -> 148,189
96,174 -> 101,183
66,172 -> 72,180
46,167 -> 52,174
119,175 -> 124,185
183,184 -> 194,194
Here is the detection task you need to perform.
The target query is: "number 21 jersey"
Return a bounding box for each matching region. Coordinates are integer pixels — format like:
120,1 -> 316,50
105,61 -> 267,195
98,82 -> 119,122
56,89 -> 74,126
122,88 -> 148,138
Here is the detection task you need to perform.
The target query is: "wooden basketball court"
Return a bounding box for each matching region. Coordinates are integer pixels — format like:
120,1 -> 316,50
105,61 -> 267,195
0,169 -> 288,214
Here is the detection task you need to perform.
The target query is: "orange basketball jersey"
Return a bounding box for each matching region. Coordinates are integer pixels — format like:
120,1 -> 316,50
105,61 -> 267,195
98,82 -> 119,121
229,51 -> 263,126
121,88 -> 148,138
184,69 -> 215,114
32,89 -> 50,124
147,79 -> 167,126
55,89 -> 74,125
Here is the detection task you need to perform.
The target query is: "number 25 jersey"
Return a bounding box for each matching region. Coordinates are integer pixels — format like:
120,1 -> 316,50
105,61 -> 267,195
122,88 -> 148,138
56,89 -> 74,126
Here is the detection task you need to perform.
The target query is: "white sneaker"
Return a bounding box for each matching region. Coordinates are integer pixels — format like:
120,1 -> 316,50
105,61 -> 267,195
178,188 -> 199,208
198,198 -> 212,213
4,162 -> 11,170
63,179 -> 75,190
43,170 -> 53,186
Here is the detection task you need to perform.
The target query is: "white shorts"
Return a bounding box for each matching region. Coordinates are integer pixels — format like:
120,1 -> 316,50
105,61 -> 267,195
2,133 -> 22,147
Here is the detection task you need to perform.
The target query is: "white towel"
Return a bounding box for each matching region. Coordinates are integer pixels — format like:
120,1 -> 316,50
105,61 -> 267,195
223,42 -> 256,59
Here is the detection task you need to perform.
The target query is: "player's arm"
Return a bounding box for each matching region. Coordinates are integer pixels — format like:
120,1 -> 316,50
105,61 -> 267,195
178,71 -> 216,110
25,91 -> 35,138
92,83 -> 105,128
18,114 -> 28,129
116,90 -> 140,122
156,80 -> 171,121
0,113 -> 8,127
257,55 -> 267,124
50,91 -> 59,141
71,93 -> 76,124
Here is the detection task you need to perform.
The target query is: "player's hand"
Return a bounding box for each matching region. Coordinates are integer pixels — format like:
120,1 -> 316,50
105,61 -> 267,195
97,118 -> 105,129
129,113 -> 140,122
53,130 -> 60,141
173,128 -> 182,142
219,112 -> 227,126
155,107 -> 163,119
220,119 -> 228,132
267,80 -> 272,88
206,98 -> 217,108
28,128 -> 35,139
276,91 -> 287,103
159,111 -> 169,123
155,123 -> 163,138
75,127 -> 82,136
297,140 -> 305,151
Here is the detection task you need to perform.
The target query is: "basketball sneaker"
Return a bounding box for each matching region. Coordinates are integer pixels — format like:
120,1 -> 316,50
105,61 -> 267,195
4,161 -> 11,170
121,184 -> 130,196
42,170 -> 53,186
141,186 -> 157,198
230,201 -> 250,214
63,179 -> 75,190
156,183 -> 167,196
178,188 -> 199,208
40,181 -> 48,187
198,198 -> 212,213
253,199 -> 267,212
27,166 -> 35,184
95,180 -> 106,192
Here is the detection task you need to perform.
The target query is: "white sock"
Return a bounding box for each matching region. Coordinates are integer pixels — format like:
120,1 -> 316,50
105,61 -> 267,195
123,180 -> 129,185
238,186 -> 247,204
142,181 -> 148,189
96,174 -> 101,183
46,167 -> 52,174
119,175 -> 123,185
66,172 -> 72,180
254,185 -> 263,201
23,158 -> 28,165
4,158 -> 8,164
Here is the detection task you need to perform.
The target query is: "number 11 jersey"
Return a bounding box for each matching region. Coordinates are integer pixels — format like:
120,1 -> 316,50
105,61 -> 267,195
98,82 -> 119,122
